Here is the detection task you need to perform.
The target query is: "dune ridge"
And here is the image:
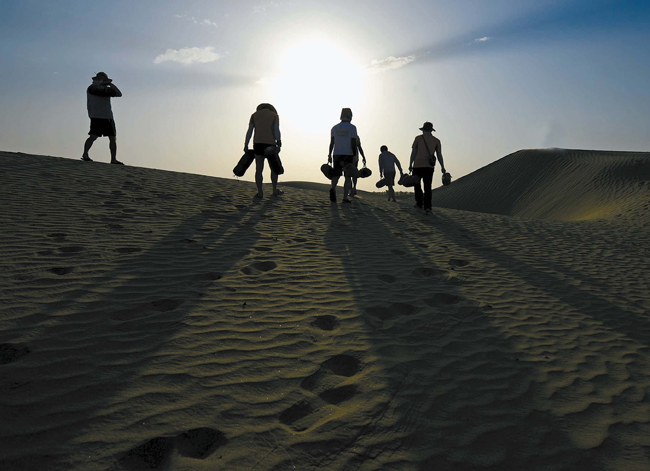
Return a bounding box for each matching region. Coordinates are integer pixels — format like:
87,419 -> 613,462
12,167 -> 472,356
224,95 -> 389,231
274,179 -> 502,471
1,150 -> 649,470
429,148 -> 650,221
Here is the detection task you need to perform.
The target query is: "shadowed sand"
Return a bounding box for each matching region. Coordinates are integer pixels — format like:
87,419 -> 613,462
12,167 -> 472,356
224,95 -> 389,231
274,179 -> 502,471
1,150 -> 649,470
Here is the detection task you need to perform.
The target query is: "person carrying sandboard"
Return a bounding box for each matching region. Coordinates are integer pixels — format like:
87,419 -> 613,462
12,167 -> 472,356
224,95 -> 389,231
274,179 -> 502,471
244,103 -> 283,198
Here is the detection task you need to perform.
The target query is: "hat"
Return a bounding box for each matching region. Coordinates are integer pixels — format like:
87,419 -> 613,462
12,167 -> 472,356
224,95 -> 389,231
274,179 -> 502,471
419,122 -> 435,132
256,103 -> 277,113
92,72 -> 112,82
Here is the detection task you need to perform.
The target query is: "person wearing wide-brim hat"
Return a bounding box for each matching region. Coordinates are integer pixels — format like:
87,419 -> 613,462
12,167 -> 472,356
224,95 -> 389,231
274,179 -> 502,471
408,121 -> 446,214
82,72 -> 124,164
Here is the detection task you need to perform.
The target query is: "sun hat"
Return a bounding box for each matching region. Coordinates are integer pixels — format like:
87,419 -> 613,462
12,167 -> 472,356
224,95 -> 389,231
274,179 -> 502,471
419,122 -> 436,132
256,103 -> 277,113
92,72 -> 112,83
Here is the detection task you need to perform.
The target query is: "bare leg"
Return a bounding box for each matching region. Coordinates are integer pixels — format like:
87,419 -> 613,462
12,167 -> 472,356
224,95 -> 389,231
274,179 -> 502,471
271,171 -> 279,194
109,136 -> 117,162
388,185 -> 396,201
83,135 -> 98,159
343,167 -> 352,202
255,155 -> 265,196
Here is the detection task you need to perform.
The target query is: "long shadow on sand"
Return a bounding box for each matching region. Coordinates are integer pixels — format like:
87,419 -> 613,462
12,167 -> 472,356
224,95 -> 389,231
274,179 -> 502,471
306,203 -> 627,471
0,199 -> 273,470
433,212 -> 650,349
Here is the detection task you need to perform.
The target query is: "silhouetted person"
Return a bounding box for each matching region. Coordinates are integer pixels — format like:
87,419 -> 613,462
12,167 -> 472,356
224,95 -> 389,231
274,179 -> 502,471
245,103 -> 283,198
409,122 -> 446,215
328,108 -> 365,203
378,145 -> 403,202
350,137 -> 367,197
82,72 -> 123,164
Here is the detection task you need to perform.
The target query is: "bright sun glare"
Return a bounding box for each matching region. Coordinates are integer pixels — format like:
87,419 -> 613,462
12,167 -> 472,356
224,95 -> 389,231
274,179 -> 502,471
269,38 -> 366,135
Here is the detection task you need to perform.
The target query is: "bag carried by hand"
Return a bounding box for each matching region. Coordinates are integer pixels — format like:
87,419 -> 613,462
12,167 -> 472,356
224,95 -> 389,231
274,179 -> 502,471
233,150 -> 255,177
266,147 -> 284,175
399,173 -> 421,188
442,172 -> 452,186
321,163 -> 334,180
356,167 -> 372,178
376,178 -> 387,188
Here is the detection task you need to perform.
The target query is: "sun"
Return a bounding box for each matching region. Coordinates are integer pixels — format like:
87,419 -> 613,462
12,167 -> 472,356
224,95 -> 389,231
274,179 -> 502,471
268,37 -> 367,136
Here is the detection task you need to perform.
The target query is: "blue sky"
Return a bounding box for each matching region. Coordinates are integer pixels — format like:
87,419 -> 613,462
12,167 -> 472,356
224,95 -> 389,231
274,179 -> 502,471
1,0 -> 649,190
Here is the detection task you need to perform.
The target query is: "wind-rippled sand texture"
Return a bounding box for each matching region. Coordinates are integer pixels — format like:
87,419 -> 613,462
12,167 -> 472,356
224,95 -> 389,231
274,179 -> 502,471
1,150 -> 649,471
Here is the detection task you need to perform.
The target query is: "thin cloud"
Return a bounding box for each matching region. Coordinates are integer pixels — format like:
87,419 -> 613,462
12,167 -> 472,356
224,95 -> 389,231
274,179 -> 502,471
254,2 -> 281,14
175,13 -> 218,28
366,55 -> 416,74
474,36 -> 491,42
154,47 -> 222,65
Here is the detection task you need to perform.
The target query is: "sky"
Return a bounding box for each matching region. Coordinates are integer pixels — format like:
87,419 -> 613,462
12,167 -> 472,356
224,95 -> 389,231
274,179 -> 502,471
1,0 -> 649,191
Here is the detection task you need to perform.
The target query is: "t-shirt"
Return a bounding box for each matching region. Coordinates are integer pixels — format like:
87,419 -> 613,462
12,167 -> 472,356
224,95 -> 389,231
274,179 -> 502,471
412,133 -> 440,168
87,84 -> 119,119
331,121 -> 358,156
251,109 -> 279,145
378,151 -> 402,174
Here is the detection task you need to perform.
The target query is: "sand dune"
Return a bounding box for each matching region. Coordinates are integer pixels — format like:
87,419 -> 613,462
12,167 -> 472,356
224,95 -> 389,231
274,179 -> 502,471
429,149 -> 650,221
1,150 -> 650,470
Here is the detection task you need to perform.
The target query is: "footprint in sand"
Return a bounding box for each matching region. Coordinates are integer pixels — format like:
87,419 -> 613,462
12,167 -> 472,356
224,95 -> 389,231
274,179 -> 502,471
449,259 -> 470,268
49,267 -> 74,276
310,315 -> 339,331
0,343 -> 30,365
107,223 -> 125,230
114,247 -> 142,254
301,354 -> 361,391
319,384 -> 358,405
424,293 -> 464,307
279,400 -> 314,428
293,238 -> 307,243
117,428 -> 226,468
118,437 -> 174,470
241,261 -> 277,275
280,354 -> 362,431
58,246 -> 84,254
253,246 -> 273,252
391,249 -> 406,256
377,274 -> 397,283
174,427 -> 227,459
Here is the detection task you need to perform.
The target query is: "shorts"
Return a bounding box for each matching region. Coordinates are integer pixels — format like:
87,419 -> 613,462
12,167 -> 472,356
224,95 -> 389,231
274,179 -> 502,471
384,171 -> 396,186
89,118 -> 116,137
333,155 -> 354,177
253,143 -> 276,156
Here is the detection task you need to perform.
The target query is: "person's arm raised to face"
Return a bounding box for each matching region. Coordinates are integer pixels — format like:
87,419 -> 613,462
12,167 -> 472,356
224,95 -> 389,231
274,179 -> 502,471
244,116 -> 254,152
107,83 -> 122,97
436,140 -> 446,173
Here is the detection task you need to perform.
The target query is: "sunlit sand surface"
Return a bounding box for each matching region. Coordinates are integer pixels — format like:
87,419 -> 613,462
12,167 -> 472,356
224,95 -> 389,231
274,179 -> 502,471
1,150 -> 649,470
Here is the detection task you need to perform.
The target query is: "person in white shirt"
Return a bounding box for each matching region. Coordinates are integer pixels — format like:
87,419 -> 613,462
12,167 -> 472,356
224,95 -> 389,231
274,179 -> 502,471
409,121 -> 446,214
244,103 -> 283,198
378,145 -> 403,202
82,72 -> 123,164
327,108 -> 366,203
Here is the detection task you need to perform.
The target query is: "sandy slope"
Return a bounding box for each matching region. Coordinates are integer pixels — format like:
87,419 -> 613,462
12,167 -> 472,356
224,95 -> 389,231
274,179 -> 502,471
429,149 -> 650,222
1,150 -> 649,471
